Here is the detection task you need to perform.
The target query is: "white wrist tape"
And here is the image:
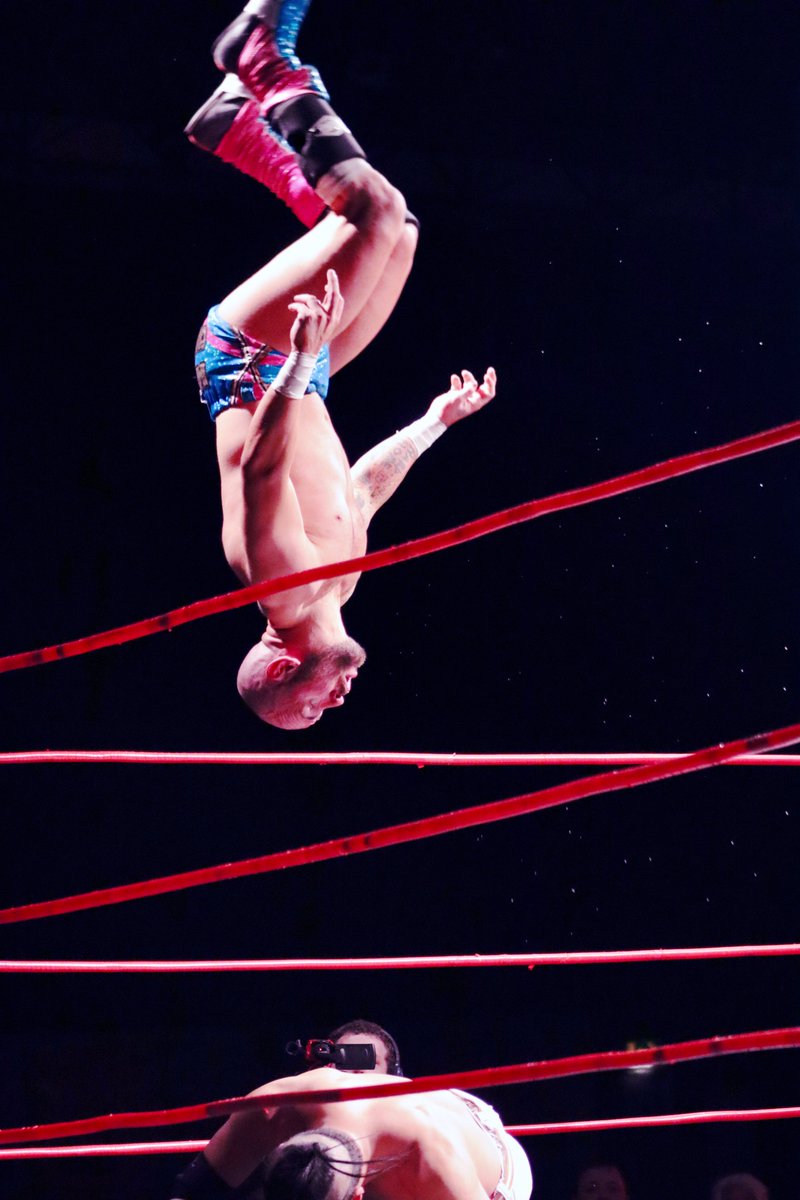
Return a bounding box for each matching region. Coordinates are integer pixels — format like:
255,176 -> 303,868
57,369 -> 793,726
401,412 -> 447,456
273,350 -> 318,399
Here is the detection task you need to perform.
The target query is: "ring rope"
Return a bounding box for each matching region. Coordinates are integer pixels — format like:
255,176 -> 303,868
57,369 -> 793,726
5,1105 -> 800,1159
507,1109 -> 800,1134
1,750 -> 797,768
2,717 -> 798,926
1,1028 -> 797,1147
0,1142 -> 209,1159
1,417 -> 797,675
3,1107 -> 800,1159
2,944 -> 799,972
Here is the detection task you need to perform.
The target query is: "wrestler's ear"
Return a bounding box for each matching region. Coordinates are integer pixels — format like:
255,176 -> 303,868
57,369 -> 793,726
265,655 -> 302,681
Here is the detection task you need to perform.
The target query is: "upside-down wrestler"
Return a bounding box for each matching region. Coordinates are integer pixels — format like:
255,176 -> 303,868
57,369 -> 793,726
189,0 -> 496,729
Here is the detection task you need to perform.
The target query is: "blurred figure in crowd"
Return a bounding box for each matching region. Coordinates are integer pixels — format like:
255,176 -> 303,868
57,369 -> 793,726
572,1163 -> 629,1200
711,1174 -> 768,1200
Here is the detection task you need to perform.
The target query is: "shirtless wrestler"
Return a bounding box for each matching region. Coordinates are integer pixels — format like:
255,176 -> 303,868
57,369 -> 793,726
188,1 -> 496,729
171,1065 -> 533,1200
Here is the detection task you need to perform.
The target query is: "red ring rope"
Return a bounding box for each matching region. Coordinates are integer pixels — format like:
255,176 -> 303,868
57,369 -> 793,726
6,1102 -> 800,1161
1,717 -> 797,925
0,750 -> 797,767
0,1142 -> 209,1159
507,1109 -> 800,1134
0,1028 -> 796,1146
1,944 -> 799,971
3,1106 -> 800,1158
1,418 -> 797,674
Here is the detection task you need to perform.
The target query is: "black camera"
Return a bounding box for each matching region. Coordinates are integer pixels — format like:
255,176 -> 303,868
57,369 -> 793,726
285,1038 -> 377,1071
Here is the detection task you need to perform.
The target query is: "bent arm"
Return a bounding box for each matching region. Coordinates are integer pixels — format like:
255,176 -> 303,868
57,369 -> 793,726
240,383 -> 305,480
239,383 -> 309,576
172,1075 -> 307,1195
220,275 -> 345,583
240,269 -> 344,480
215,390 -> 310,586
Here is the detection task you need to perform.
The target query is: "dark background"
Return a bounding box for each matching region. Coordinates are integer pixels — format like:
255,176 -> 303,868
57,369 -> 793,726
1,2 -> 798,1197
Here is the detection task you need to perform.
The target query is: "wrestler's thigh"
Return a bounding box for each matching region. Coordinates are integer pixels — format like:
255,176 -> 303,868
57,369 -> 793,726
217,212 -> 399,353
329,222 -> 417,376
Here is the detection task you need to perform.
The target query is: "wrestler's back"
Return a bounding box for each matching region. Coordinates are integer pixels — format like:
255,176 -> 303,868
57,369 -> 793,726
366,1089 -> 504,1200
293,1073 -> 504,1200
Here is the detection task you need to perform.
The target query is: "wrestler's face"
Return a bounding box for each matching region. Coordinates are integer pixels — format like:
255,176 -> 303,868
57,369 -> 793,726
576,1167 -> 628,1200
291,640 -> 366,726
333,1031 -> 391,1073
295,666 -> 359,725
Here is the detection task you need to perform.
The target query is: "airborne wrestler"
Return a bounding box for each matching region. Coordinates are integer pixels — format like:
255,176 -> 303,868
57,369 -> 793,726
189,1 -> 496,728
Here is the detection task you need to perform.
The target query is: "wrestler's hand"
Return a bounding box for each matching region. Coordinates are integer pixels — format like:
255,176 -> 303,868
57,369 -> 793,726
288,268 -> 345,357
426,367 -> 497,428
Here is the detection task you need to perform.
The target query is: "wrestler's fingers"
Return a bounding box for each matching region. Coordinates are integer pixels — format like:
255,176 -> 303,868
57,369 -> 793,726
450,373 -> 462,390
330,290 -> 345,326
292,293 -> 326,310
323,271 -> 342,315
461,368 -> 477,384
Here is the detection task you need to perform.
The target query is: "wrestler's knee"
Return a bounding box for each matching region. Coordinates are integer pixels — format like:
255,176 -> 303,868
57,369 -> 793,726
333,164 -> 406,235
391,219 -> 419,273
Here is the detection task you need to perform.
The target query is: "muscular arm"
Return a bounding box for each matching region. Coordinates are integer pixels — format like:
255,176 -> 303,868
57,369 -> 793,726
215,388 -> 310,586
240,384 -> 305,480
175,1074 -> 307,1194
239,384 -> 310,576
351,367 -> 497,526
350,427 -> 422,525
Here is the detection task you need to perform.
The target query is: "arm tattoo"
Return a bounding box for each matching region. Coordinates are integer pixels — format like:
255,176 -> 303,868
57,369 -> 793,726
351,432 -> 421,521
364,437 -> 418,506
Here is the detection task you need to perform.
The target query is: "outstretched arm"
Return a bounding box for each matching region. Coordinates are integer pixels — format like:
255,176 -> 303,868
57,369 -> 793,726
351,367 -> 496,525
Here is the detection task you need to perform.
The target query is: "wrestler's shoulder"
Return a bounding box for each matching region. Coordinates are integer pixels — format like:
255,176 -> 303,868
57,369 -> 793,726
247,1066 -> 332,1097
250,1065 -> 390,1098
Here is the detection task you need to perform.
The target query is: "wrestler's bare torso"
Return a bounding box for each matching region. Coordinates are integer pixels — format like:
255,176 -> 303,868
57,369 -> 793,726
215,395 -> 366,625
204,1068 -> 504,1200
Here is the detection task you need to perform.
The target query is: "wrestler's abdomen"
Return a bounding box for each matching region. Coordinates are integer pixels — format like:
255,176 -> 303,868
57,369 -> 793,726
292,397 -> 367,563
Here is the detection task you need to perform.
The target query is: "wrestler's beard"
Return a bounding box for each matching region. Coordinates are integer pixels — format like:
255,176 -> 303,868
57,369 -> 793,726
293,637 -> 367,683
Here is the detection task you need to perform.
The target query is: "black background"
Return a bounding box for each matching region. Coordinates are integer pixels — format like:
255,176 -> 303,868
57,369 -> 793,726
1,2 -> 798,1197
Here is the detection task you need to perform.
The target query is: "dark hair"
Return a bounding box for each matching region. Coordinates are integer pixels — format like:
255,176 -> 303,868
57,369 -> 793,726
574,1163 -> 629,1198
326,1019 -> 403,1076
264,1130 -> 363,1200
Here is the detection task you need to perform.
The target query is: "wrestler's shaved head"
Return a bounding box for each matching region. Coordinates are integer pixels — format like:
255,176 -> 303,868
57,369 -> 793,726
237,638 -> 365,729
